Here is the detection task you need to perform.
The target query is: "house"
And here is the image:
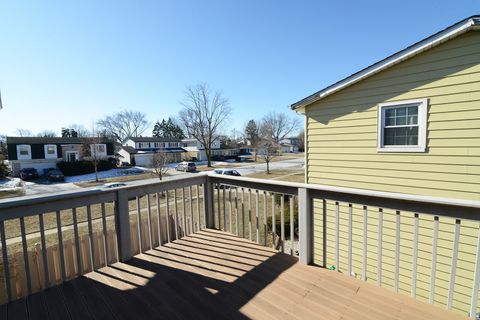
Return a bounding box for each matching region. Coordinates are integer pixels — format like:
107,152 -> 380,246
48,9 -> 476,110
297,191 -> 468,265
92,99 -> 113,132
6,136 -> 115,176
181,138 -> 221,161
120,137 -> 186,166
290,16 -> 480,314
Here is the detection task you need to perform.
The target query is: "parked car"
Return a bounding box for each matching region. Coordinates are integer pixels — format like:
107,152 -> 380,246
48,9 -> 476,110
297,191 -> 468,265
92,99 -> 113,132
213,169 -> 241,176
47,170 -> 65,182
176,162 -> 197,172
102,182 -> 127,189
19,168 -> 39,180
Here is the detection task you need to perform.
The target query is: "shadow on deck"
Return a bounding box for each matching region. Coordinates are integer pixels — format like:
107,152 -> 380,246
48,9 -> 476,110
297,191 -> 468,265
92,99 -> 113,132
1,229 -> 467,320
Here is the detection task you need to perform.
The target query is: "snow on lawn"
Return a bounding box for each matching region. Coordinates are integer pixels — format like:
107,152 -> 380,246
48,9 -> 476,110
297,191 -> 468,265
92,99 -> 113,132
0,178 -> 23,189
65,167 -> 147,183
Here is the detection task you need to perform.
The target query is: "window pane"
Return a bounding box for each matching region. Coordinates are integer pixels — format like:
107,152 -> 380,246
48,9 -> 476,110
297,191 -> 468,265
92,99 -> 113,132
384,126 -> 418,146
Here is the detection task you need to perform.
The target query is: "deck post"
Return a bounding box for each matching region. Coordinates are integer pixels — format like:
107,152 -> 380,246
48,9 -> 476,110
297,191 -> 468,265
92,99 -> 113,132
204,177 -> 215,229
115,189 -> 132,262
299,187 -> 313,264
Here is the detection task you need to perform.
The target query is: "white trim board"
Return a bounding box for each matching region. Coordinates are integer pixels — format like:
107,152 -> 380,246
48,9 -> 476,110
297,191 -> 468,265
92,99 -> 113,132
290,16 -> 480,111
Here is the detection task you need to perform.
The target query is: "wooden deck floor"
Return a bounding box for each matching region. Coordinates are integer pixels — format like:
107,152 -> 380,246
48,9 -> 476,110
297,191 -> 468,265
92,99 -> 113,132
1,229 -> 467,320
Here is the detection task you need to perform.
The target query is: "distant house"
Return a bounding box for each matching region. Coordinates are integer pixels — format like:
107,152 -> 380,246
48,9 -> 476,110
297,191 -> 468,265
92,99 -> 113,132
119,137 -> 186,166
6,137 -> 115,176
280,137 -> 300,153
181,138 -> 221,161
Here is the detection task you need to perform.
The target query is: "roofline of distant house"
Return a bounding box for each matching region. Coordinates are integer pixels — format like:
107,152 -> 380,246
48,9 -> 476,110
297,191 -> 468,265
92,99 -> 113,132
124,137 -> 183,143
290,15 -> 480,111
6,136 -> 114,144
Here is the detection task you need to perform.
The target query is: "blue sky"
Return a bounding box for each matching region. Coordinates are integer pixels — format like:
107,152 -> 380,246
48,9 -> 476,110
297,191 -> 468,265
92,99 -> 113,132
0,1 -> 478,136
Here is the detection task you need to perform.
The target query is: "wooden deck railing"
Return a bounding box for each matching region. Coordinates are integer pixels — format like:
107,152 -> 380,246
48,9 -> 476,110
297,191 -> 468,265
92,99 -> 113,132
0,174 -> 480,317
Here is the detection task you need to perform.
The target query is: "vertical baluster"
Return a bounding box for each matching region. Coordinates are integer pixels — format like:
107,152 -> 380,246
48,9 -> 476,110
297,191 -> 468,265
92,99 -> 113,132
429,216 -> 439,304
255,190 -> 260,244
87,205 -> 96,270
229,188 -> 233,233
189,186 -> 194,234
147,194 -> 153,250
272,193 -> 276,249
377,208 -> 383,287
290,195 -> 294,256
156,192 -> 163,245
248,189 -> 252,241
469,223 -> 480,318
136,197 -> 143,253
241,188 -> 245,238
235,188 -> 239,236
196,185 -> 201,231
348,204 -> 352,277
56,210 -> 66,281
72,208 -> 82,275
39,213 -> 50,288
174,189 -> 179,240
0,220 -> 13,302
182,188 -> 187,237
412,213 -> 419,298
335,202 -> 340,272
263,191 -> 268,247
447,219 -> 461,310
323,199 -> 327,267
101,203 -> 109,265
362,206 -> 368,281
20,217 -> 32,294
223,186 -> 227,232
280,195 -> 285,253
166,191 -> 171,242
217,184 -> 221,229
394,211 -> 400,292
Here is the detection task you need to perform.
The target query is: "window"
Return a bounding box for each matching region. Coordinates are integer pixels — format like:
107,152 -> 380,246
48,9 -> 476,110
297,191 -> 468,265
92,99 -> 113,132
377,99 -> 428,152
90,144 -> 107,157
44,144 -> 58,159
17,145 -> 31,160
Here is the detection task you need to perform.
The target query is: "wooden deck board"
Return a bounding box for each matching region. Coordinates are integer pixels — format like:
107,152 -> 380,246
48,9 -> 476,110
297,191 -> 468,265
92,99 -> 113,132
2,229 -> 469,320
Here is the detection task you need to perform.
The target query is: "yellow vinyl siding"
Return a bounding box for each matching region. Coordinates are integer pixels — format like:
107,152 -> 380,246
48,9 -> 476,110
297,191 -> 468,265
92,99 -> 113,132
305,31 -> 480,316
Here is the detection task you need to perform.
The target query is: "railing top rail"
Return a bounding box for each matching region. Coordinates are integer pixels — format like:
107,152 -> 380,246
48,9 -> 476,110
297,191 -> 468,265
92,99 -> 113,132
0,172 -> 479,221
0,174 -> 207,221
209,174 -> 480,219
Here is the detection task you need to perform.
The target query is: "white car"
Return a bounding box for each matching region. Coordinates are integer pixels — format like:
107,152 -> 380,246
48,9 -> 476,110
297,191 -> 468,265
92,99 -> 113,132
213,169 -> 241,176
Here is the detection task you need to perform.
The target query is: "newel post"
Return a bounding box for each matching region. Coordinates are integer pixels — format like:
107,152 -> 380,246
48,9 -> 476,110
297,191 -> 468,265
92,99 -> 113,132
115,189 -> 132,262
298,187 -> 313,265
204,177 -> 215,229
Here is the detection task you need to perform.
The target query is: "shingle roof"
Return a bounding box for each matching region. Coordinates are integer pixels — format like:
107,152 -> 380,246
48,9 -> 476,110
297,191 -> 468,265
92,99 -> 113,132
127,137 -> 182,143
6,136 -> 114,144
290,15 -> 480,110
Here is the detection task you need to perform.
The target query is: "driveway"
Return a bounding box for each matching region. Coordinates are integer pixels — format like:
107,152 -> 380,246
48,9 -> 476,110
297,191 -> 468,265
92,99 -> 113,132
24,179 -> 81,195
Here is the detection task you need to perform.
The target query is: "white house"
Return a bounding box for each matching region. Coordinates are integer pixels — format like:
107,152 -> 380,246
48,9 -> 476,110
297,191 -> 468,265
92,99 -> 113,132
119,137 -> 186,166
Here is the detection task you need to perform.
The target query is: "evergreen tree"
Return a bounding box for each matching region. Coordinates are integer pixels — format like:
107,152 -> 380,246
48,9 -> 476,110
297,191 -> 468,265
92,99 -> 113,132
152,118 -> 185,138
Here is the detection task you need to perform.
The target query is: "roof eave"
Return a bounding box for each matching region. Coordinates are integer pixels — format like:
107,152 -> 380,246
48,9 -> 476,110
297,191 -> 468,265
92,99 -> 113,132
290,16 -> 480,111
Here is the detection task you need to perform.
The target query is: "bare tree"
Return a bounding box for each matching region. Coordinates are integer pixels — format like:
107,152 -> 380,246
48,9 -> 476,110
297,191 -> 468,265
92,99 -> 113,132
97,110 -> 149,142
81,127 -> 106,182
178,83 -> 232,167
151,151 -> 170,180
297,128 -> 305,152
15,128 -> 33,137
0,134 -> 6,157
261,112 -> 300,143
68,124 -> 89,137
258,137 -> 280,174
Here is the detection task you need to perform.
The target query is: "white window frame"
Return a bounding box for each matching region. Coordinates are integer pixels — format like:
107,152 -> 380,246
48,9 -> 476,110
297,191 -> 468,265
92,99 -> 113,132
17,144 -> 32,160
66,151 -> 79,162
377,98 -> 428,153
90,144 -> 107,157
44,144 -> 58,159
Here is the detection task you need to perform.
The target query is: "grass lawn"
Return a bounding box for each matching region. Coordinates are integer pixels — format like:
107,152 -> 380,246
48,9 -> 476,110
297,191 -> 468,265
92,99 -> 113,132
73,171 -> 160,187
246,169 -> 305,183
